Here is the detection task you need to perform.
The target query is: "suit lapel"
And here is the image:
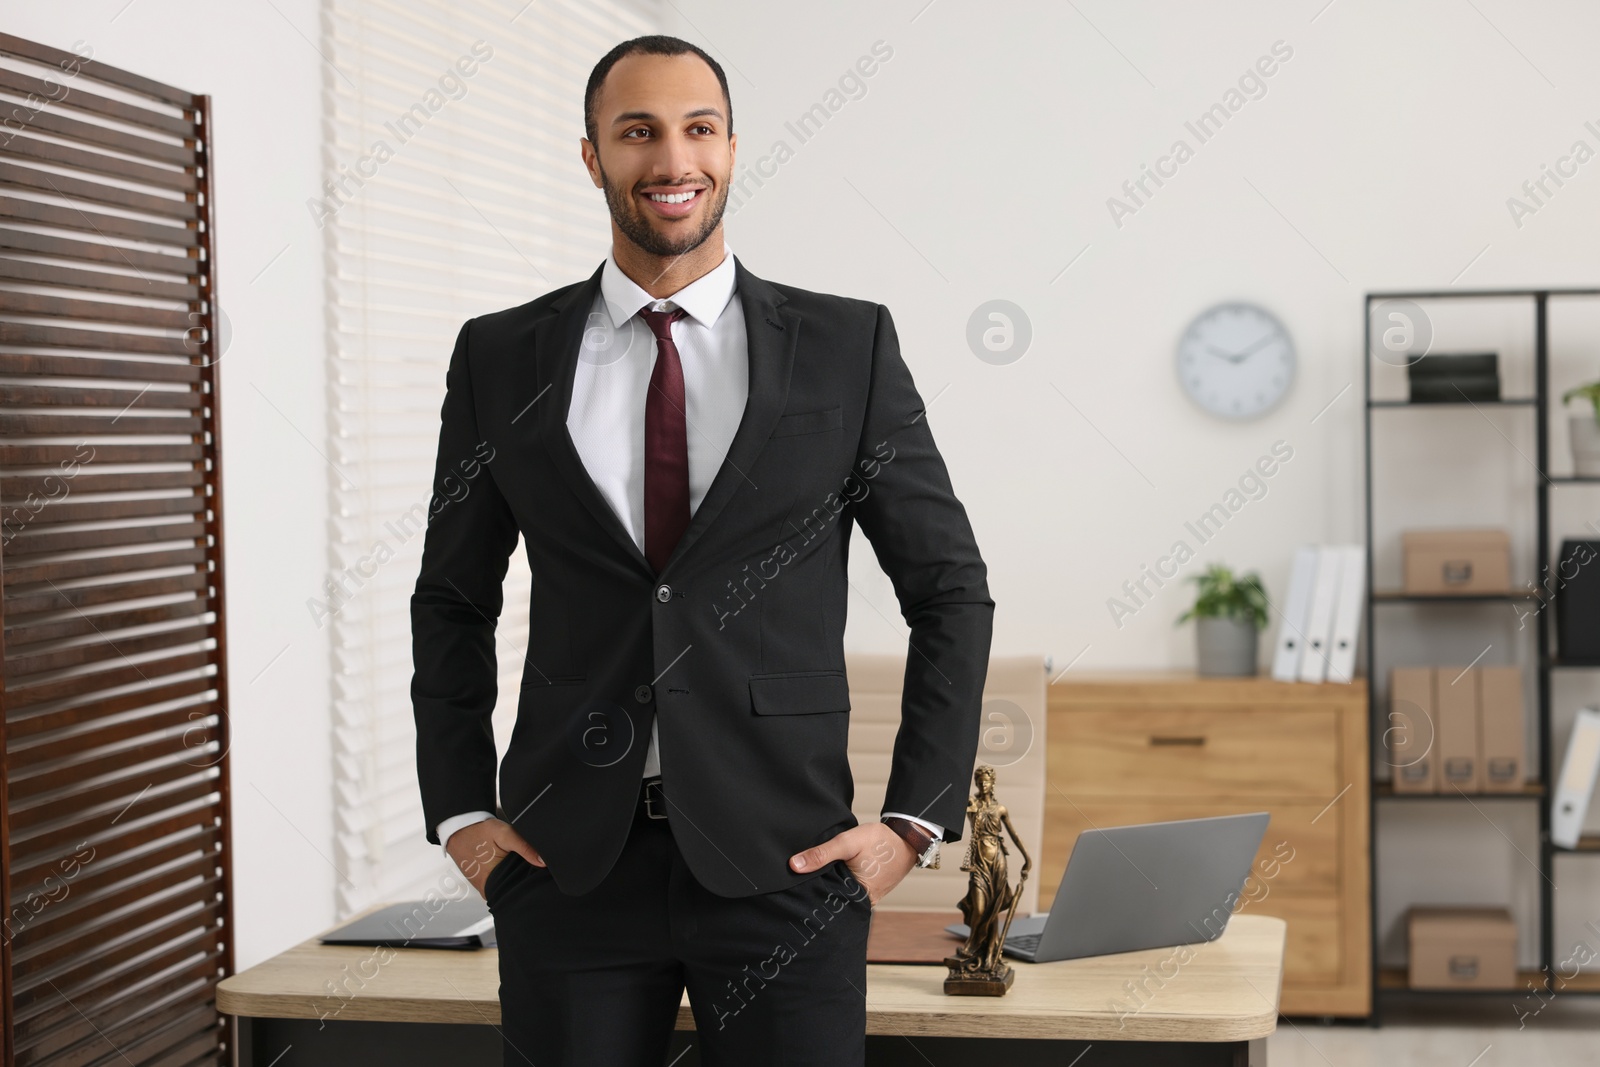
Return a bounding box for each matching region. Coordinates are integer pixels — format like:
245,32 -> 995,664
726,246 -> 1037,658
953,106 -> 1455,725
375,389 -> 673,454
532,261 -> 654,576
531,254 -> 801,581
662,259 -> 799,578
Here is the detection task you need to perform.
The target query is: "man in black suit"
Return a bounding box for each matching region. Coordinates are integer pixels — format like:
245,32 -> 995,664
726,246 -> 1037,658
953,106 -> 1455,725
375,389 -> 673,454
411,33 -> 993,1066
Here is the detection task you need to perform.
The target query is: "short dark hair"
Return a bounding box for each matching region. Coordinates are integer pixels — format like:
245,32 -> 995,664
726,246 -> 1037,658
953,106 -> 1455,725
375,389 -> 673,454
584,35 -> 732,147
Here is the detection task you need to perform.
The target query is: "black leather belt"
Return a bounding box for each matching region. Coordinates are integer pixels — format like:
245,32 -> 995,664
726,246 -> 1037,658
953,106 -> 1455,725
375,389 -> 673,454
642,775 -> 668,819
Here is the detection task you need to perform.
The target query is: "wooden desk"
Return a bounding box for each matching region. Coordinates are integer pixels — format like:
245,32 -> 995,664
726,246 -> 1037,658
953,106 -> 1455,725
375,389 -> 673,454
218,908 -> 1284,1065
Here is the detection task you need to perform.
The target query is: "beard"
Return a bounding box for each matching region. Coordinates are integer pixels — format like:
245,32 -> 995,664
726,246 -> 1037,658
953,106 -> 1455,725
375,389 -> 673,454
599,161 -> 729,258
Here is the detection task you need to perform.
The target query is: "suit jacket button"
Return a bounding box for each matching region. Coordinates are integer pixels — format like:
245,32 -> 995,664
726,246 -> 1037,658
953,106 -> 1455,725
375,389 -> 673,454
634,684 -> 653,703
655,584 -> 672,603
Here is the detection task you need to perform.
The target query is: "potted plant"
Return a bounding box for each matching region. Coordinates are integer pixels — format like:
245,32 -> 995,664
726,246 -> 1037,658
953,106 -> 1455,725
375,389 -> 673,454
1562,378 -> 1600,477
1176,563 -> 1270,677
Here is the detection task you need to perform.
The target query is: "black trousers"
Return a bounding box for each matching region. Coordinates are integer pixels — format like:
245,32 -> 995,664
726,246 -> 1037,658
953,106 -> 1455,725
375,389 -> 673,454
484,779 -> 873,1066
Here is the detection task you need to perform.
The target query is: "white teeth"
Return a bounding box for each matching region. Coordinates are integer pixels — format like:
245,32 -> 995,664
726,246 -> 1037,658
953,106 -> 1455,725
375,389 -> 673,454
647,190 -> 698,203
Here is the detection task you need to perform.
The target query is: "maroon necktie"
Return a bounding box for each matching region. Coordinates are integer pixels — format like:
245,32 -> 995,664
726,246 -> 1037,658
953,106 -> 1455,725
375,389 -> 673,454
640,305 -> 690,573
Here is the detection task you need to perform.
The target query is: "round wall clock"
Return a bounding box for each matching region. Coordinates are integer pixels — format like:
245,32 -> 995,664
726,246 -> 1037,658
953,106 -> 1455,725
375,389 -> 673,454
1175,302 -> 1296,420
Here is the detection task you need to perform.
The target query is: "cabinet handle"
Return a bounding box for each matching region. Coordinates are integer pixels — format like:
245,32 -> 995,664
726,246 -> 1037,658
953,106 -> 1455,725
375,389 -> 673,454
1149,735 -> 1207,747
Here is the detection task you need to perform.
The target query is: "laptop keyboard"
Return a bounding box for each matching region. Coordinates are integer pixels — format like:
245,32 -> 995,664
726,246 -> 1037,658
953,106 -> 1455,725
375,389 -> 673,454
1004,932 -> 1041,955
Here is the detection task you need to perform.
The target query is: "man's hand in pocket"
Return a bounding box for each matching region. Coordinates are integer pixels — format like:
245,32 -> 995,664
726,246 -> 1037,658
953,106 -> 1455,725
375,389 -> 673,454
788,823 -> 914,906
446,819 -> 546,896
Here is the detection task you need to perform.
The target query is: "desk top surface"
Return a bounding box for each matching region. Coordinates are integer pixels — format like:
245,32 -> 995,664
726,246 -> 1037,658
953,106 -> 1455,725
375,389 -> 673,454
218,907 -> 1284,1043
1047,669 -> 1368,701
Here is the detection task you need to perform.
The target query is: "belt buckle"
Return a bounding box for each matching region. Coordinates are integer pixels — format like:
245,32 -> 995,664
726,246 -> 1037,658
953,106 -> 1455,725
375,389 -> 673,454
643,776 -> 668,820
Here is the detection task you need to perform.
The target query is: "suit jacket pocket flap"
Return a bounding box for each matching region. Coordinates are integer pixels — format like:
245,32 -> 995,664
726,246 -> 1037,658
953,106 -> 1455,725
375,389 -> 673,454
748,671 -> 851,715
771,405 -> 842,438
521,674 -> 587,690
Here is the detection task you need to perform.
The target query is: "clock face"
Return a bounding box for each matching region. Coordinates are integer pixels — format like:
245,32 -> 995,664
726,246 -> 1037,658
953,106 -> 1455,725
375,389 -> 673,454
1176,302 -> 1296,420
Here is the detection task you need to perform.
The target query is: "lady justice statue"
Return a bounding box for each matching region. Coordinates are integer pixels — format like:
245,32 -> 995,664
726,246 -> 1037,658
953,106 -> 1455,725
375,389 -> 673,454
944,764 -> 1032,995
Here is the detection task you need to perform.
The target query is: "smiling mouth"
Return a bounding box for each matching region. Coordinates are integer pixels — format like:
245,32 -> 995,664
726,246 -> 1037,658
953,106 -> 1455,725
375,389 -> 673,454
640,186 -> 706,218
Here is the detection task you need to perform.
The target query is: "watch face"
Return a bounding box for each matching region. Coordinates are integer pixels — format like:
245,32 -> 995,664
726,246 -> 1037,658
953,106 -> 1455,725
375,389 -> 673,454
1176,302 -> 1295,420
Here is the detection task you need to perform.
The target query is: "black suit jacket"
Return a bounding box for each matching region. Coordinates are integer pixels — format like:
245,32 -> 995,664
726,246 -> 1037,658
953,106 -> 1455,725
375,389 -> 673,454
410,256 -> 994,897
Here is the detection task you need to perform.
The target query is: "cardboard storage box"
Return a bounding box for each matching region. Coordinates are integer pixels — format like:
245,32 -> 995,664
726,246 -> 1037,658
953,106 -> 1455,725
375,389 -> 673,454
1477,666 -> 1525,792
1408,907 -> 1516,990
1435,666 -> 1481,792
1402,529 -> 1511,595
1388,666 -> 1524,795
1389,667 -> 1437,792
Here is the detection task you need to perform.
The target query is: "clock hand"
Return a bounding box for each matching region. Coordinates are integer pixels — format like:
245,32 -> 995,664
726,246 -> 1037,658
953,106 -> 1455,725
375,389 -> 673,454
1206,344 -> 1239,361
1232,332 -> 1278,360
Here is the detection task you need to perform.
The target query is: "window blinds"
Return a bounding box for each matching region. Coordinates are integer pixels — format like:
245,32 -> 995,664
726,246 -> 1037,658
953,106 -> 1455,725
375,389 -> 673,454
321,0 -> 658,911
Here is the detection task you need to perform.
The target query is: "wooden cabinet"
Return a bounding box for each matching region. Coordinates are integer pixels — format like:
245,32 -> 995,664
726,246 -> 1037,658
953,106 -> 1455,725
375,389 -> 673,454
1045,672 -> 1370,1017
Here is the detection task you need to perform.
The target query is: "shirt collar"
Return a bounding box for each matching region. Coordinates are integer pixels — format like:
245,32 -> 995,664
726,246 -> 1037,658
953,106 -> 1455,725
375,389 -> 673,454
600,242 -> 738,330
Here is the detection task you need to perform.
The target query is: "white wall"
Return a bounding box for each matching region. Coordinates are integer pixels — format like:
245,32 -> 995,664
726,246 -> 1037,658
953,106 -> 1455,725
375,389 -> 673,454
12,0 -> 1600,975
661,0 -> 1600,970
3,0 -> 331,969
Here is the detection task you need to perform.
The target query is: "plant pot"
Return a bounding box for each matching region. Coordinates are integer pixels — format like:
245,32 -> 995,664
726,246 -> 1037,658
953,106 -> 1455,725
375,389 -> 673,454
1196,616 -> 1260,677
1571,414 -> 1600,478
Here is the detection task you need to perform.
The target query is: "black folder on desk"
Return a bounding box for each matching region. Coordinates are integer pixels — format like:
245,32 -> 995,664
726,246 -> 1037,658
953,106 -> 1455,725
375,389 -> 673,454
320,895 -> 497,950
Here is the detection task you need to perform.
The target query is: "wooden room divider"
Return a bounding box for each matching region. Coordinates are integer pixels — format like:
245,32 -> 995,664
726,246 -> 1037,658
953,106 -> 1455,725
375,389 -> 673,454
0,32 -> 233,1067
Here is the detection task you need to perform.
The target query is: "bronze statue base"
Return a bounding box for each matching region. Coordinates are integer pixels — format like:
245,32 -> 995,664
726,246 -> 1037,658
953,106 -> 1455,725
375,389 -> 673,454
942,958 -> 1014,996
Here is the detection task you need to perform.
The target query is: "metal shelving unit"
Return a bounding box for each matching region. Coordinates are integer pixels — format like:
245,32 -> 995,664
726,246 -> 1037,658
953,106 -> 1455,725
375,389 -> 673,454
1363,286 -> 1600,1016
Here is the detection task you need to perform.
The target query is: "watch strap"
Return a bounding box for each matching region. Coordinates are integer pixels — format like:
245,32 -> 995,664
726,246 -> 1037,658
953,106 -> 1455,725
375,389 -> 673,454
883,816 -> 940,869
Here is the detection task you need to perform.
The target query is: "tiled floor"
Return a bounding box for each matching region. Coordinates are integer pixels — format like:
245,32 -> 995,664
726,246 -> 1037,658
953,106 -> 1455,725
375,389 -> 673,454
1266,999 -> 1600,1065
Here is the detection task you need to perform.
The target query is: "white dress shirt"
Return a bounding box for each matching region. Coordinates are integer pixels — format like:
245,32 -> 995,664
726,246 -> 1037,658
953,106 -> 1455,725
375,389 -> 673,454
437,243 -> 943,855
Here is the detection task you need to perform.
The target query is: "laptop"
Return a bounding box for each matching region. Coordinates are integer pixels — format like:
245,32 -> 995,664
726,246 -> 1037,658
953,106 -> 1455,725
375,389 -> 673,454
321,895 -> 497,950
945,811 -> 1269,963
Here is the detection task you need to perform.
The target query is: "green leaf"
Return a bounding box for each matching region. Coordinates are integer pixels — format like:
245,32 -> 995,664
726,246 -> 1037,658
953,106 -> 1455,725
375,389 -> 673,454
1176,562 -> 1267,629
